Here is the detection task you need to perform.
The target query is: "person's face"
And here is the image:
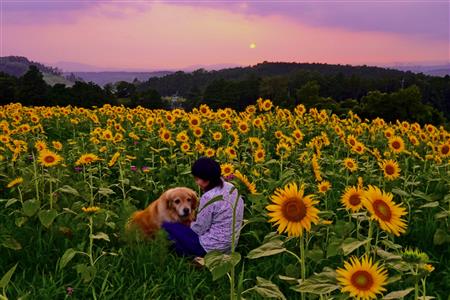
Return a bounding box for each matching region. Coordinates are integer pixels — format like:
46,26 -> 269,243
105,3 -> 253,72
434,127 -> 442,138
194,177 -> 209,191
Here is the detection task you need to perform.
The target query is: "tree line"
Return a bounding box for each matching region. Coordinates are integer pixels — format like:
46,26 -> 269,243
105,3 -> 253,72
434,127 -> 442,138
0,63 -> 449,125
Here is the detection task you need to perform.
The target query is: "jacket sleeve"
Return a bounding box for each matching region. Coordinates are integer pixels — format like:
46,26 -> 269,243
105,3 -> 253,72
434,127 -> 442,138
190,194 -> 214,236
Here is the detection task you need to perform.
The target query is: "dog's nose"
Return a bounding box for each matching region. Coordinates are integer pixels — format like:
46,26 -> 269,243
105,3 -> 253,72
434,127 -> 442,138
183,208 -> 190,215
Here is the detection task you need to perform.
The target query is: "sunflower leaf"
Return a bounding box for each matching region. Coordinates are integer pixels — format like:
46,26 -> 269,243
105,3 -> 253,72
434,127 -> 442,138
247,238 -> 286,259
204,251 -> 241,281
291,268 -> 339,295
197,195 -> 223,214
251,276 -> 287,299
0,263 -> 18,289
341,238 -> 372,256
383,287 -> 415,299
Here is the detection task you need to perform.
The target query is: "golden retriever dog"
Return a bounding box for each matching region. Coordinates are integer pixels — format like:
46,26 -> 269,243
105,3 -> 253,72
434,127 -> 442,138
127,187 -> 198,238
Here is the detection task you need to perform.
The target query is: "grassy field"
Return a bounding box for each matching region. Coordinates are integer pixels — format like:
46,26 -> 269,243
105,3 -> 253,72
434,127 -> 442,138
1,99 -> 449,299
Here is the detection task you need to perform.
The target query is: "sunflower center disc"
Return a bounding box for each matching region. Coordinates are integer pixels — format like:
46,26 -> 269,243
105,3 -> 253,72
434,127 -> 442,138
385,165 -> 395,175
282,198 -> 306,222
442,145 -> 449,155
351,270 -> 373,291
349,194 -> 361,206
373,199 -> 392,221
45,156 -> 55,163
392,141 -> 400,149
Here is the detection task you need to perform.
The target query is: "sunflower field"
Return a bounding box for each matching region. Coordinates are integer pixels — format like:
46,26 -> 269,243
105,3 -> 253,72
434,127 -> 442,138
1,99 -> 449,299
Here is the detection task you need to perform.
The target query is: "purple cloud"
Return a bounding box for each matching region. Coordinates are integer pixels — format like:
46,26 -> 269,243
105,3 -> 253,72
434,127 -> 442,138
3,0 -> 448,41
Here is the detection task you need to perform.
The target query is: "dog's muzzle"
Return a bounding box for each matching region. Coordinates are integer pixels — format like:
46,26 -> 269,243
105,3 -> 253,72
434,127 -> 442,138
180,207 -> 191,218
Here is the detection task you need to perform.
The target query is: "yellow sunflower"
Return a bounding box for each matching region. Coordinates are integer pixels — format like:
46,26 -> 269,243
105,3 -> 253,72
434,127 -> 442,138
383,128 -> 394,139
220,163 -> 234,177
292,129 -> 304,143
261,99 -> 273,111
34,140 -> 47,152
343,158 -> 358,172
352,142 -> 365,155
276,142 -> 291,159
266,182 -> 319,237
7,177 -> 23,188
317,180 -> 331,194
347,135 -> 358,147
362,185 -> 408,236
75,153 -> 101,166
341,186 -> 364,212
437,142 -> 450,157
336,255 -> 388,300
113,133 -> 124,143
192,127 -> 203,138
212,131 -> 223,141
237,121 -> 249,134
176,131 -> 189,143
82,206 -> 101,214
388,136 -> 405,153
52,141 -> 63,151
223,147 -> 237,160
234,170 -> 257,194
252,117 -> 265,129
253,148 -> 265,163
38,149 -> 63,167
408,134 -> 420,146
180,142 -> 190,153
379,159 -> 401,181
204,148 -> 215,158
189,115 -> 201,127
159,129 -> 172,143
102,129 -> 113,141
108,152 -> 121,167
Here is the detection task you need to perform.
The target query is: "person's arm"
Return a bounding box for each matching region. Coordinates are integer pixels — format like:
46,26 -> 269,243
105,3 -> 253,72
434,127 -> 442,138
191,194 -> 214,235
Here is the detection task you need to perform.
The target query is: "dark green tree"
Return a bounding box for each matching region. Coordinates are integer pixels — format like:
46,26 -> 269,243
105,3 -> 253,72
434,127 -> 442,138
16,66 -> 48,105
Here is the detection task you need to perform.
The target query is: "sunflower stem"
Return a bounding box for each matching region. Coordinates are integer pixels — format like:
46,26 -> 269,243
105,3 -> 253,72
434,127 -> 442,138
89,166 -> 94,207
32,151 -> 40,202
88,216 -> 95,266
421,278 -> 426,299
365,220 -> 373,255
299,235 -> 306,300
49,178 -> 53,210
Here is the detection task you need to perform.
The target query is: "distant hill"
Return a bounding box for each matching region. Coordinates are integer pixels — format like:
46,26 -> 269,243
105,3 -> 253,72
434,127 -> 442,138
65,71 -> 173,86
137,61 -> 413,97
0,56 -> 75,87
391,64 -> 450,77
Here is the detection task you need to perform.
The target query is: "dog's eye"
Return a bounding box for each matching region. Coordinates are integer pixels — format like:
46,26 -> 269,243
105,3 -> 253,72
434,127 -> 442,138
187,198 -> 191,202
174,199 -> 180,204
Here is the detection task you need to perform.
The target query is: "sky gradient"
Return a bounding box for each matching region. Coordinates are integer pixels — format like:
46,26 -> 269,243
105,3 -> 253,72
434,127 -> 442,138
2,0 -> 449,71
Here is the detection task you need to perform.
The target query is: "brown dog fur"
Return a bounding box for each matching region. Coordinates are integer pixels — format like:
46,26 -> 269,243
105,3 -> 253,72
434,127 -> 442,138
127,187 -> 198,238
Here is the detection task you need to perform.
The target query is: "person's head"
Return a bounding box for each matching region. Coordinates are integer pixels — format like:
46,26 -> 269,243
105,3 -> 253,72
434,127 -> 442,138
191,157 -> 223,191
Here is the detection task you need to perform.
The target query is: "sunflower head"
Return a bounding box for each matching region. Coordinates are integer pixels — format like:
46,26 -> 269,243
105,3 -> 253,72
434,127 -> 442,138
362,185 -> 408,236
266,182 -> 319,237
336,255 -> 388,300
220,163 -> 234,177
38,149 -> 63,167
341,186 -> 364,212
253,148 -> 265,163
379,159 -> 401,181
75,153 -> 101,166
317,180 -> 331,194
438,142 -> 450,157
388,136 -> 405,153
402,248 -> 429,264
343,158 -> 358,172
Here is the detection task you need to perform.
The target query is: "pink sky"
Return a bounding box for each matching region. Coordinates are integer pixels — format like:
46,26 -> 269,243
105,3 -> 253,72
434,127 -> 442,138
2,1 -> 449,70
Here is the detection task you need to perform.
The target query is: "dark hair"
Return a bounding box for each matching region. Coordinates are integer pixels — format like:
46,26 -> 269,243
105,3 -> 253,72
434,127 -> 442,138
192,157 -> 223,191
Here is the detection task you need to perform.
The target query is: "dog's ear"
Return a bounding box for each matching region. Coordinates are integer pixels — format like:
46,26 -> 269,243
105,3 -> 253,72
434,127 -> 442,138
158,190 -> 173,210
189,190 -> 199,210
165,194 -> 173,210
